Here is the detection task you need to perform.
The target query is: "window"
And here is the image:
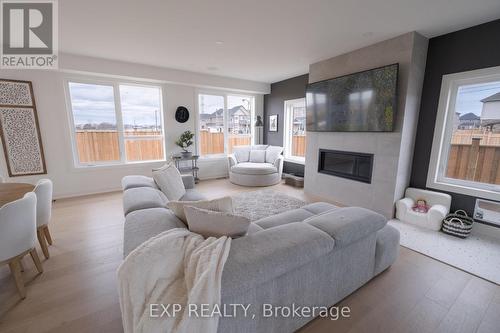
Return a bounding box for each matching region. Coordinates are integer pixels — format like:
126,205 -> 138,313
198,93 -> 254,157
284,98 -> 306,163
427,66 -> 500,200
67,80 -> 164,166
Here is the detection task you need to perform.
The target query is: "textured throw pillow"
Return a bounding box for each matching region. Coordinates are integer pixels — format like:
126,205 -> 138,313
265,146 -> 283,163
184,206 -> 250,238
249,150 -> 266,163
233,146 -> 251,163
152,163 -> 186,201
167,196 -> 233,224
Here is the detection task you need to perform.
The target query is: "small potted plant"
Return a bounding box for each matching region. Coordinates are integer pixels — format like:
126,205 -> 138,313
175,130 -> 194,158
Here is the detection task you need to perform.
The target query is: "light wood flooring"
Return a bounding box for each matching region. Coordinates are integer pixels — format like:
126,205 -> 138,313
0,179 -> 499,333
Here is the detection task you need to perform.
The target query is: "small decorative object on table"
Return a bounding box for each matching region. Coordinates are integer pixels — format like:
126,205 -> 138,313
412,199 -> 430,213
172,154 -> 199,184
175,130 -> 194,158
441,210 -> 474,238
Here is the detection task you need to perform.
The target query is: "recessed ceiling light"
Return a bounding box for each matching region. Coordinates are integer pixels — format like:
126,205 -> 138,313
215,41 -> 224,45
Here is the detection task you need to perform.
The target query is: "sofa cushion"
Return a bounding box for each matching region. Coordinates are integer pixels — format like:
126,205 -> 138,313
233,146 -> 251,163
301,202 -> 339,215
123,208 -> 186,257
265,146 -> 283,164
167,196 -> 233,224
180,189 -> 206,202
255,208 -> 315,229
305,207 -> 387,248
152,163 -> 186,201
185,206 -> 250,238
249,150 -> 266,163
121,175 -> 158,191
231,162 -> 277,175
122,187 -> 168,216
251,145 -> 268,150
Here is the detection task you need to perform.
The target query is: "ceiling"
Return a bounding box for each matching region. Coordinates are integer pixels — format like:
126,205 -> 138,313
60,0 -> 500,83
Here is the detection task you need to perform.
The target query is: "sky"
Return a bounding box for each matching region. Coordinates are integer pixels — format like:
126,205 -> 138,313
69,83 -> 162,126
455,81 -> 500,116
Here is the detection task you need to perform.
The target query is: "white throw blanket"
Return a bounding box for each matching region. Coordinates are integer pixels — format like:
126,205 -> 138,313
117,228 -> 232,333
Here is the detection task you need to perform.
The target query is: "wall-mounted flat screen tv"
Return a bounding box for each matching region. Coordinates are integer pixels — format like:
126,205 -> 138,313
306,63 -> 398,132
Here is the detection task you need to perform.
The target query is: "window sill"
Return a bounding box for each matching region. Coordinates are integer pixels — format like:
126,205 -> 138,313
427,178 -> 500,201
71,160 -> 167,172
284,157 -> 305,165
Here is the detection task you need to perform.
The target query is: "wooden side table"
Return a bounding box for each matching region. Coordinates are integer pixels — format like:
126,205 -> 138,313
0,183 -> 35,207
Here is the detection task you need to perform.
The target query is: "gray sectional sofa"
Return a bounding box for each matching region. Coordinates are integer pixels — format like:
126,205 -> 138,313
121,175 -> 400,333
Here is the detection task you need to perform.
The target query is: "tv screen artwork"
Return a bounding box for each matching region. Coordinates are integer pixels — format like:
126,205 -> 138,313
306,63 -> 398,132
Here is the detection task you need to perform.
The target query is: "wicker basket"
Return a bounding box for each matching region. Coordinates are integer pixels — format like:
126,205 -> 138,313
441,210 -> 473,238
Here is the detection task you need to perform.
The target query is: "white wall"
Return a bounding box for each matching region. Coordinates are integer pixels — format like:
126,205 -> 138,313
0,53 -> 269,198
304,32 -> 428,218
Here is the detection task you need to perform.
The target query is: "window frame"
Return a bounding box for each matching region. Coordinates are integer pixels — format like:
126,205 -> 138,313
283,98 -> 306,164
196,90 -> 255,159
64,77 -> 166,168
427,66 -> 500,200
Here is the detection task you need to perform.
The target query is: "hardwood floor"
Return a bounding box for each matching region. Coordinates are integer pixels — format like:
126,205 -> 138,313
0,178 -> 498,333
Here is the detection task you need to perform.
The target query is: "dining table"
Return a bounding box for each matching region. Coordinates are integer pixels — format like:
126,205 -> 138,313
0,182 -> 35,207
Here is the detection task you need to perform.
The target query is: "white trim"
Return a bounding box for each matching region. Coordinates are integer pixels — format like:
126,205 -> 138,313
427,66 -> 500,201
63,74 -> 167,168
283,98 -> 306,163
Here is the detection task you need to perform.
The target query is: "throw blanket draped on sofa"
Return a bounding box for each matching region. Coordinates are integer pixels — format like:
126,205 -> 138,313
117,228 -> 232,333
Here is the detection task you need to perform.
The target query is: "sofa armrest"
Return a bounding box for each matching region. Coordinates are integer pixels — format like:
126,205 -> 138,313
221,222 -> 334,297
228,154 -> 237,168
305,207 -> 387,248
427,204 -> 448,224
181,174 -> 195,189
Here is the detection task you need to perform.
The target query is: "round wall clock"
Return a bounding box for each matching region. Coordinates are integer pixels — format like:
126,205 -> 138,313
175,106 -> 190,123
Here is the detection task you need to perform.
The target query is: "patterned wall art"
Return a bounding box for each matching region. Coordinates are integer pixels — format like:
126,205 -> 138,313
0,79 -> 46,176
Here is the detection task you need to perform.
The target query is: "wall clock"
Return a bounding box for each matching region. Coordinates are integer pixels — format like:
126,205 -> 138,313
175,106 -> 189,123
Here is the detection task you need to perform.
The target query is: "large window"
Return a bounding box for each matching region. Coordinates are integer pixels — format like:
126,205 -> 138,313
284,98 -> 306,163
67,80 -> 164,166
428,66 -> 500,200
198,93 -> 254,157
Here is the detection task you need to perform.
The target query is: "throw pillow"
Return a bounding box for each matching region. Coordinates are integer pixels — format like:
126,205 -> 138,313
184,206 -> 250,238
265,146 -> 283,163
152,163 -> 186,201
167,196 -> 233,224
249,150 -> 266,163
251,145 -> 269,150
233,146 -> 251,163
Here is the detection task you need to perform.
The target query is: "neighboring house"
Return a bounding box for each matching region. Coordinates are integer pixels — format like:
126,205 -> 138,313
200,105 -> 251,134
481,92 -> 500,130
458,112 -> 481,129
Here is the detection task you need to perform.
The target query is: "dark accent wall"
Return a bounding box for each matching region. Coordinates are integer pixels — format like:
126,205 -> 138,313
264,74 -> 308,175
410,19 -> 500,215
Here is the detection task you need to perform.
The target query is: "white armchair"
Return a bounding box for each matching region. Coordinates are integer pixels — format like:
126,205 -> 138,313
0,193 -> 43,299
396,188 -> 452,231
228,145 -> 284,186
33,179 -> 53,259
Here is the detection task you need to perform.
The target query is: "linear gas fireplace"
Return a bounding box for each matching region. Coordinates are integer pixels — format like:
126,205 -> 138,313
318,149 -> 374,183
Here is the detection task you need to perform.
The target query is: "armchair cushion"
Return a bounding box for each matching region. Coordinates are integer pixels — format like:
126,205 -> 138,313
265,146 -> 283,164
233,146 -> 251,163
249,150 -> 266,163
231,162 -> 277,175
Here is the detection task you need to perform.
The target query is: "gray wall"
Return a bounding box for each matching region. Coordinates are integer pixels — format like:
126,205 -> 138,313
305,32 -> 428,218
264,74 -> 308,175
411,19 -> 500,216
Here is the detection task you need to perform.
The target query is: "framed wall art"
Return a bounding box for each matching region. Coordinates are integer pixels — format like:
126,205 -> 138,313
269,114 -> 278,132
0,79 -> 47,176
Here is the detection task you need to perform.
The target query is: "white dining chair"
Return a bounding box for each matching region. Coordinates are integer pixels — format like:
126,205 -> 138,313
0,192 -> 43,299
33,179 -> 53,259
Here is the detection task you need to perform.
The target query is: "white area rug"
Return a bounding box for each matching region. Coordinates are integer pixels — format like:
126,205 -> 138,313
232,189 -> 306,221
389,219 -> 500,284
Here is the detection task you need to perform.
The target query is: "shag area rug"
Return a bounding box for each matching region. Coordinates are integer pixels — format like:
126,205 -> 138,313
231,189 -> 306,221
